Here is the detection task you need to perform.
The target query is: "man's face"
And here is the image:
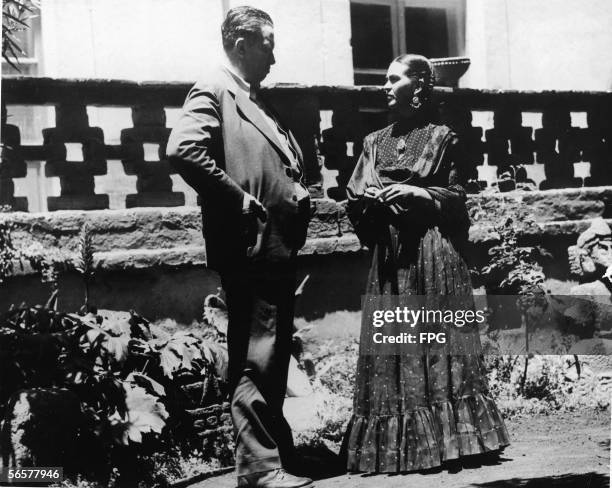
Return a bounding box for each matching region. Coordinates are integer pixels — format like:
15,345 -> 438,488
241,24 -> 275,85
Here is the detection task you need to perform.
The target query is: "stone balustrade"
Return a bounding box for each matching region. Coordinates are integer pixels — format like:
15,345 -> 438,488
2,77 -> 612,212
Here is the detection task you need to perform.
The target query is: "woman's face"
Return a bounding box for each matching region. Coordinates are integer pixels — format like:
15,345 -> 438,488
383,61 -> 420,113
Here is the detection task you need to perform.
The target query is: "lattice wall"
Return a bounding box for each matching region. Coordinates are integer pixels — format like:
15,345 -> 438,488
2,78 -> 611,212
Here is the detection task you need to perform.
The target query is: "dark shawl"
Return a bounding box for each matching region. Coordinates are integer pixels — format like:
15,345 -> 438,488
346,123 -> 470,253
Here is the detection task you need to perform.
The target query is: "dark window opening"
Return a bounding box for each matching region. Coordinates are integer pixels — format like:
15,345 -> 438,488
350,1 -> 463,85
404,7 -> 449,58
350,2 -> 393,84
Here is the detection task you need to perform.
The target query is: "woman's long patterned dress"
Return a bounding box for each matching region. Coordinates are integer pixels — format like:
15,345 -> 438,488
343,118 -> 510,473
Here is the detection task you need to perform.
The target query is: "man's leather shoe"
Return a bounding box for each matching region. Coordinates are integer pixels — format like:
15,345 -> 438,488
237,468 -> 313,488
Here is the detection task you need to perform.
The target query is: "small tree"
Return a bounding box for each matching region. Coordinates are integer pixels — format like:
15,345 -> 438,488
480,214 -> 547,296
478,212 -> 551,391
75,222 -> 96,310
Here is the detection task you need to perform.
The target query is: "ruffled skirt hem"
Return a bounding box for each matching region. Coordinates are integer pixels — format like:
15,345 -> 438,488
345,393 -> 510,473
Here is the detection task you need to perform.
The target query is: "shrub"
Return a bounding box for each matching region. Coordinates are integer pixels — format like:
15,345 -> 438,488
0,304 -> 227,484
485,355 -> 610,416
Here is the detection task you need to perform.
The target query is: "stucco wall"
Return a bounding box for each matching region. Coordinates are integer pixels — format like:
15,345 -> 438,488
464,0 -> 612,90
29,0 -> 612,89
39,0 -> 354,85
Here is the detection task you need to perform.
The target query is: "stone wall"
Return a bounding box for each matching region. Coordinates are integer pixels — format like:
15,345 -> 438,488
2,187 -> 610,323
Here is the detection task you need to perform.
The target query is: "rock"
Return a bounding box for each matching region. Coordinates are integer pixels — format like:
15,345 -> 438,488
498,178 -> 516,192
180,373 -> 223,408
185,403 -> 225,420
96,309 -> 133,324
569,339 -> 612,355
283,396 -> 321,433
597,370 -> 612,380
565,289 -> 612,334
197,404 -> 234,466
577,218 -> 612,248
580,356 -> 612,373
286,356 -> 314,397
570,281 -> 611,297
203,294 -> 229,335
0,388 -> 81,469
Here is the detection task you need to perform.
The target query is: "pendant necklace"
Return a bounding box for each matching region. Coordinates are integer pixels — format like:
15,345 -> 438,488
397,138 -> 407,154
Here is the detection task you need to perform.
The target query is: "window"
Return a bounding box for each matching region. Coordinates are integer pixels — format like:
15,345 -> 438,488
2,13 -> 41,76
350,0 -> 465,85
2,13 -> 47,212
2,13 -> 44,145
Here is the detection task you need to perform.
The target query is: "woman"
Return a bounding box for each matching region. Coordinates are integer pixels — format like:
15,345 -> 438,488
343,54 -> 509,473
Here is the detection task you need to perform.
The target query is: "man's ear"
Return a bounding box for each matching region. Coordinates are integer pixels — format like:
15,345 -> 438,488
234,37 -> 246,57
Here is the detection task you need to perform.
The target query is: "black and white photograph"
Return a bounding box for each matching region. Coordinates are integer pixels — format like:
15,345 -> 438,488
1,1 -> 611,487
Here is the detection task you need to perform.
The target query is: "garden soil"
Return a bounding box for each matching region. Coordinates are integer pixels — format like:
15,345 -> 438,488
189,409 -> 610,488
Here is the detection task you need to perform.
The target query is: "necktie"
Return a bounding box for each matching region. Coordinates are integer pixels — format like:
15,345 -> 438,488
250,90 -> 300,166
250,91 -> 309,202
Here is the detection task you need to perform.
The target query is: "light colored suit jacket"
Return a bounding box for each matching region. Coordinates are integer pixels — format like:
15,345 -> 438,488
166,66 -> 310,272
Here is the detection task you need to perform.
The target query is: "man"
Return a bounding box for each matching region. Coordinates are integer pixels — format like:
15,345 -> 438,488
166,6 -> 312,488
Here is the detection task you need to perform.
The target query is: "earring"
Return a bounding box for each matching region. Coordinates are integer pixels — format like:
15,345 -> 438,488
411,96 -> 422,109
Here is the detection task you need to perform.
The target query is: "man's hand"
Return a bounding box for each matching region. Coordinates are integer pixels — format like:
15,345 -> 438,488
242,193 -> 267,222
242,193 -> 267,249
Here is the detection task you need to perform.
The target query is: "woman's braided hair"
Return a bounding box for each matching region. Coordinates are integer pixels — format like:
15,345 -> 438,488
393,54 -> 436,104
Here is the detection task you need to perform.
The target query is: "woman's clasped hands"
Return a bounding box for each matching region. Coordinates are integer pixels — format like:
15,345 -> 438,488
364,184 -> 431,209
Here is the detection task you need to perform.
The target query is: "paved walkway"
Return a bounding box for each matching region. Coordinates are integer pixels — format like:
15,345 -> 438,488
189,410 -> 610,488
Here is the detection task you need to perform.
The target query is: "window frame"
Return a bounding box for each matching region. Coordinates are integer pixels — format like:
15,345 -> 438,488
350,0 -> 466,83
1,13 -> 42,75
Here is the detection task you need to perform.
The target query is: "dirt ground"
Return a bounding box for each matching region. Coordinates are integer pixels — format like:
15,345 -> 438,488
189,409 -> 610,488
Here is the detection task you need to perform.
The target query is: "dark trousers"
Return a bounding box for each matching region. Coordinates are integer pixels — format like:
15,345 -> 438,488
220,261 -> 297,477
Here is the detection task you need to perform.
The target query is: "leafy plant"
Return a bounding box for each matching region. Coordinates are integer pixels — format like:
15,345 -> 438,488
2,0 -> 40,70
75,223 -> 96,310
0,303 -> 228,483
110,381 -> 168,445
0,221 -> 234,486
473,211 -> 590,395
0,216 -> 67,298
477,213 -> 552,390
1,220 -> 104,311
479,214 -> 548,295
0,217 -> 19,282
485,355 -> 609,417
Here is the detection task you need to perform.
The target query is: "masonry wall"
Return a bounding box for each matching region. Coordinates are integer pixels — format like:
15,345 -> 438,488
2,188 -> 609,324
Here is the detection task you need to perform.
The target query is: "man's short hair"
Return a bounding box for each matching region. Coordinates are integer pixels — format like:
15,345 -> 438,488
221,6 -> 273,51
